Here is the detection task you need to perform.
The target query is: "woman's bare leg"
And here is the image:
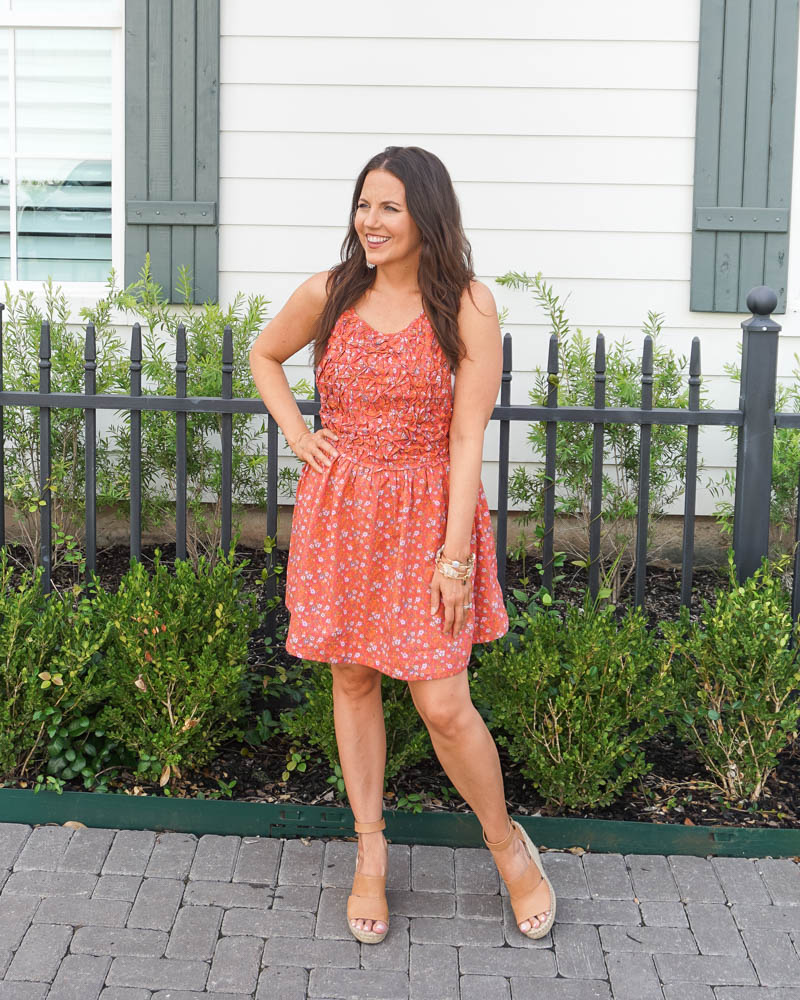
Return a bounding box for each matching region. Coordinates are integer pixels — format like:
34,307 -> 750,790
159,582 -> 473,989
408,669 -> 551,933
330,661 -> 389,936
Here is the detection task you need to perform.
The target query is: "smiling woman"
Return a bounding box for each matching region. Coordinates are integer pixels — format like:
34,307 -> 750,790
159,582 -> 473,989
248,145 -> 554,950
309,147 -> 479,375
356,171 -> 420,275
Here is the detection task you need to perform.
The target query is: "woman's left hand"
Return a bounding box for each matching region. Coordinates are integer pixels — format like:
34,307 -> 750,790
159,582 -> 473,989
430,568 -> 474,639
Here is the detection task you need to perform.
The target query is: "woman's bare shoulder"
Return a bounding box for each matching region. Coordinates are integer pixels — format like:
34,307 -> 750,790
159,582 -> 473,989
294,269 -> 332,311
459,279 -> 497,319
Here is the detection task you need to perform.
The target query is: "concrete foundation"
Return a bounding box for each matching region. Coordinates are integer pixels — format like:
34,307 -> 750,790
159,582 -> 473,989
3,501 -> 739,569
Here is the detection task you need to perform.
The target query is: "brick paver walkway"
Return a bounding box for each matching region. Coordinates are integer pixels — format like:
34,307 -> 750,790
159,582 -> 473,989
1,821 -> 799,998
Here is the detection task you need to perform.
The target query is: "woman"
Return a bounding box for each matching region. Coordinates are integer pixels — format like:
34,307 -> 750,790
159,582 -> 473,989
248,146 -> 556,945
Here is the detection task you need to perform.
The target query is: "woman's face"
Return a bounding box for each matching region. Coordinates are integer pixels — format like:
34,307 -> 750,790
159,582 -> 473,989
355,169 -> 422,269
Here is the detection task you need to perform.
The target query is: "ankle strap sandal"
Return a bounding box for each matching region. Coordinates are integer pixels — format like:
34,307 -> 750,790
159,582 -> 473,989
483,818 -> 557,939
353,818 -> 386,834
347,816 -> 389,944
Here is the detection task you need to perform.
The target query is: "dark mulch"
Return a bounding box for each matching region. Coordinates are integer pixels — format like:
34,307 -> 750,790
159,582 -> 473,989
6,540 -> 800,829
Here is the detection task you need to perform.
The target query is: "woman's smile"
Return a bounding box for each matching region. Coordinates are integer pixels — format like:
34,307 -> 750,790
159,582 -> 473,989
355,168 -> 422,267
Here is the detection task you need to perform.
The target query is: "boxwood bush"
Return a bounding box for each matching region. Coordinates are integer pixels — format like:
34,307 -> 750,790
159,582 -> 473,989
90,548 -> 261,784
664,554 -> 800,804
471,594 -> 678,810
0,549 -> 110,783
0,546 -> 260,789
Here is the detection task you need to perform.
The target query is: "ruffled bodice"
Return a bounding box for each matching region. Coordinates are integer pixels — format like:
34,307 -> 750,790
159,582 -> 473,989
316,308 -> 452,469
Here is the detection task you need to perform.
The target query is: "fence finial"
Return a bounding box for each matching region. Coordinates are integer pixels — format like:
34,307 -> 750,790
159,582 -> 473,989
746,285 -> 778,317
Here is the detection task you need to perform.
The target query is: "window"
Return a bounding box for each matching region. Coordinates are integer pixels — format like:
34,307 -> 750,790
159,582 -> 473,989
0,1 -> 123,289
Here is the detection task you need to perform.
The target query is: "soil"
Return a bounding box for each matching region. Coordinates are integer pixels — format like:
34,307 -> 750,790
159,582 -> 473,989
5,541 -> 800,830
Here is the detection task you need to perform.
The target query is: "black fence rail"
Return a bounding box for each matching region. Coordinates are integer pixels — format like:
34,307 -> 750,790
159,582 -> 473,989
0,285 -> 792,637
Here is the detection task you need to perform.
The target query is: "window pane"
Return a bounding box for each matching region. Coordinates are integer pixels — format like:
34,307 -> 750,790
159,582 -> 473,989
17,157 -> 110,280
0,29 -> 7,160
0,159 -> 8,281
15,28 -> 111,158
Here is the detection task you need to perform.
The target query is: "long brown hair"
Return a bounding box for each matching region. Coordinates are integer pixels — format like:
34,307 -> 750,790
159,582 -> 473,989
312,146 -> 475,371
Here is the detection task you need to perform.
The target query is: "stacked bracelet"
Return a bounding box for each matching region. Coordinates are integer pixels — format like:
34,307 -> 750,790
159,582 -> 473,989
434,545 -> 474,585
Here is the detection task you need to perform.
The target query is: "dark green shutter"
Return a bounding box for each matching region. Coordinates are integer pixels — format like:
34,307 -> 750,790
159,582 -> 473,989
125,0 -> 219,304
691,0 -> 799,313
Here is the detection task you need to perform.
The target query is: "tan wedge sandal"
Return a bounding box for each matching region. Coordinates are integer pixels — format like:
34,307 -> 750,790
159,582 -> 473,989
483,817 -> 556,939
347,816 -> 389,944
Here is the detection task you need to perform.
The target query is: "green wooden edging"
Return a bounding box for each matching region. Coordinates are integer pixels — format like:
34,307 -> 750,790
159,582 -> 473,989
1,789 -> 798,858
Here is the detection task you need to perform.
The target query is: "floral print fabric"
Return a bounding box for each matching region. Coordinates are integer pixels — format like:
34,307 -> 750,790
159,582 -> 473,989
284,307 -> 509,680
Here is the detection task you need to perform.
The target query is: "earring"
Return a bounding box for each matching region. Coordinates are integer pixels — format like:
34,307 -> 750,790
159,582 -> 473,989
366,261 -> 376,270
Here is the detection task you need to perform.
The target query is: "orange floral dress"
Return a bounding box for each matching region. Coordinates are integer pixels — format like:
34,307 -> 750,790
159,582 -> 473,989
283,307 -> 509,680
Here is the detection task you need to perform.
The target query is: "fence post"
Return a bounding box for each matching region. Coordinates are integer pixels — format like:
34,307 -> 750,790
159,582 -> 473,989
732,285 -> 781,582
495,332 -> 512,597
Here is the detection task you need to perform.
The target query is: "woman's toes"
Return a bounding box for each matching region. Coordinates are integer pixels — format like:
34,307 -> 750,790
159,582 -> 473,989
350,916 -> 387,935
519,911 -> 551,934
351,918 -> 383,933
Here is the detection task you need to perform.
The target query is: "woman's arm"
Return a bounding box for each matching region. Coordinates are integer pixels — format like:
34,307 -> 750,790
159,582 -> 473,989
431,281 -> 502,637
444,281 -> 503,561
248,271 -> 338,473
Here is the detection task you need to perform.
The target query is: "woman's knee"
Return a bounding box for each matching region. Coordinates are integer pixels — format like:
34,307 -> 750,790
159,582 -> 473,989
410,680 -> 476,737
330,661 -> 382,700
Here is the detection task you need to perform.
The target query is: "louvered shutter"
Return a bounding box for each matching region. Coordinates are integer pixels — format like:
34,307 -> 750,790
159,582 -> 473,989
124,0 -> 219,303
690,0 -> 799,313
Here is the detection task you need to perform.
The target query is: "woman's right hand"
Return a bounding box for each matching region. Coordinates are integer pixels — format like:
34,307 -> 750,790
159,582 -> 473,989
289,427 -> 339,473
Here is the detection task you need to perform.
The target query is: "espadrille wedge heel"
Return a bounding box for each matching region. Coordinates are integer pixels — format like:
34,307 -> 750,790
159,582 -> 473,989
347,816 -> 389,944
483,817 -> 556,939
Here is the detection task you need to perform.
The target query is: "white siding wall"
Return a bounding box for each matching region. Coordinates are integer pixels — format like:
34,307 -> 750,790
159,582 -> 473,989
219,0 -> 800,514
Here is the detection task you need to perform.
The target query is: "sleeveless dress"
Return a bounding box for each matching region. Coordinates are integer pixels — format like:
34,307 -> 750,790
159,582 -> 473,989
283,307 -> 509,680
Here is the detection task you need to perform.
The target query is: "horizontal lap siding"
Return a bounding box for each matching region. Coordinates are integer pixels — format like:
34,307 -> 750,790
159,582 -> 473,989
222,0 -> 700,41
217,1 -> 798,515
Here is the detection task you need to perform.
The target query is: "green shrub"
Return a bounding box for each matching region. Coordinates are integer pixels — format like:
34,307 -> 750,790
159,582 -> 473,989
90,547 -> 260,784
1,277 -> 129,574
665,553 -> 800,804
282,661 -> 434,784
471,594 -> 677,809
85,256 -> 315,566
82,258 -> 274,568
31,703 -> 124,793
496,271 -> 701,597
0,549 -> 111,782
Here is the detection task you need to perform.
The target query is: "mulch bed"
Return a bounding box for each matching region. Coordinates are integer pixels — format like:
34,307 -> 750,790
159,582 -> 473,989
6,541 -> 800,830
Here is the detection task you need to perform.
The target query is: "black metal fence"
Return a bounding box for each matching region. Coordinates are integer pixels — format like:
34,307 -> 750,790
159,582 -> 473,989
0,285 -> 793,633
